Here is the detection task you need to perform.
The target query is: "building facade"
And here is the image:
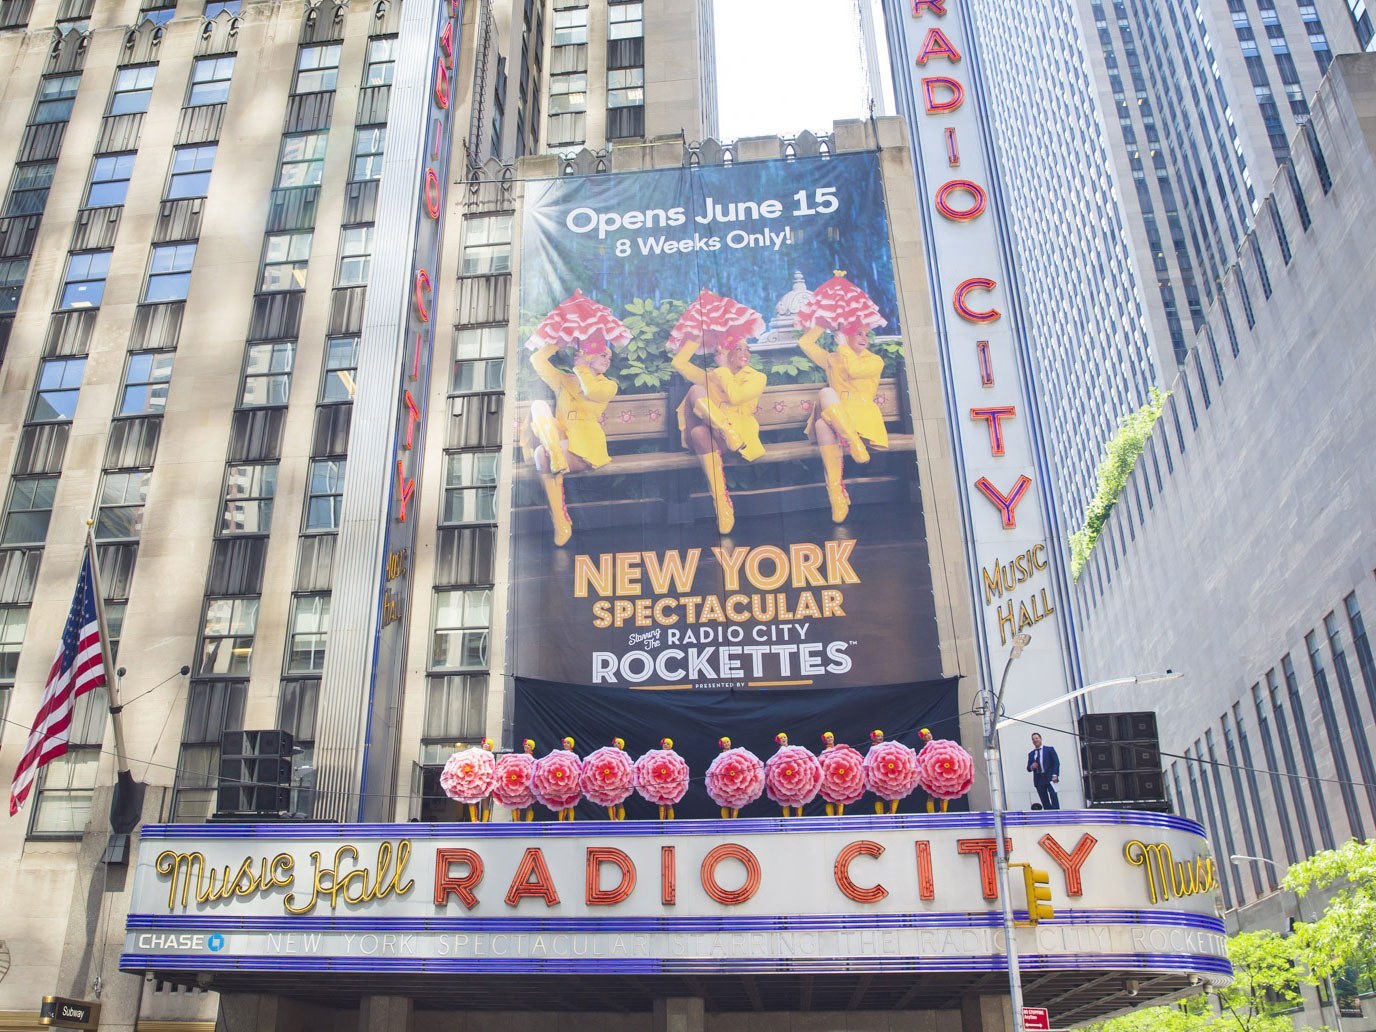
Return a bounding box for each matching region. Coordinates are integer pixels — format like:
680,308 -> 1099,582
1072,51 -> 1376,1029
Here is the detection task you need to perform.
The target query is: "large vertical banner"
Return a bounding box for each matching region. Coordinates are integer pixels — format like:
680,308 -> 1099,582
508,155 -> 955,807
512,154 -> 942,693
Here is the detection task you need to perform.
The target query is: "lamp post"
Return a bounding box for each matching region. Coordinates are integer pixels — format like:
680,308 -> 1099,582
1228,853 -> 1344,1032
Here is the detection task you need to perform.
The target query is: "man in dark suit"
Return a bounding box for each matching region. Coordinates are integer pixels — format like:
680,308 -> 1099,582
1027,733 -> 1060,809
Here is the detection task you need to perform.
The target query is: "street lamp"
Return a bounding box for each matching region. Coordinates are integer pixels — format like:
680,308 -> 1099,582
995,671 -> 1183,730
1227,853 -> 1343,1032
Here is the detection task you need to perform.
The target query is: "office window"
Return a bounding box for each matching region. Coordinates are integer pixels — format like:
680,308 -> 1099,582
441,451 -> 498,525
277,132 -> 328,188
58,250 -> 112,309
460,214 -> 513,275
34,75 -> 81,123
187,55 -> 235,106
0,258 -> 26,314
28,750 -> 100,836
363,36 -> 398,86
169,743 -> 218,823
240,342 -> 294,407
452,326 -> 505,394
304,459 -> 346,532
350,127 -> 386,181
320,336 -> 357,403
199,598 -> 259,675
260,232 -> 312,291
294,43 -> 341,94
144,242 -> 197,303
607,67 -> 643,107
421,673 -> 488,760
110,65 -> 156,115
118,352 -> 174,416
336,226 -> 373,287
5,161 -> 57,216
95,471 -> 150,541
285,594 -> 330,673
32,357 -> 87,421
140,0 -> 176,26
2,477 -> 58,546
552,7 -> 587,44
549,72 -> 587,115
85,153 -> 136,208
607,2 -> 641,39
0,607 -> 26,682
221,463 -> 277,534
431,588 -> 492,670
167,143 -> 216,199
205,0 -> 240,14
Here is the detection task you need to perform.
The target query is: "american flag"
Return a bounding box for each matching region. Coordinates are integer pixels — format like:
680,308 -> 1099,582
8,550 -> 108,816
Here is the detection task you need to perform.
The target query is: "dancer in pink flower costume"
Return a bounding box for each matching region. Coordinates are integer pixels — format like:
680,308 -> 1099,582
534,736 -> 583,821
915,731 -> 975,813
765,732 -> 823,817
492,738 -> 537,821
817,731 -> 866,817
634,737 -> 690,820
863,729 -> 919,814
705,736 -> 764,818
582,737 -> 635,820
440,737 -> 496,822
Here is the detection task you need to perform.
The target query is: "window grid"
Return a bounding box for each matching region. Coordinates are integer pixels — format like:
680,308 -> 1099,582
220,463 -> 278,535
118,352 -> 174,416
187,55 -> 235,107
240,342 -> 294,408
431,588 -> 492,671
304,459 -> 346,532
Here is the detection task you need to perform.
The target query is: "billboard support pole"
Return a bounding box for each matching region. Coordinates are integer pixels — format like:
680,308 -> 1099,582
985,634 -> 1030,1032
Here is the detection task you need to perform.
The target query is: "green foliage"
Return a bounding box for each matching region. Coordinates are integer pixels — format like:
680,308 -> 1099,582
1285,839 -> 1376,986
609,297 -> 686,393
1082,931 -> 1307,1032
755,352 -> 826,385
1069,387 -> 1169,578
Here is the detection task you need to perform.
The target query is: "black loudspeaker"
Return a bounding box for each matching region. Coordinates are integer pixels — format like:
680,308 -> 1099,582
1078,711 -> 1169,811
1084,742 -> 1116,770
1079,713 -> 1115,740
216,729 -> 296,818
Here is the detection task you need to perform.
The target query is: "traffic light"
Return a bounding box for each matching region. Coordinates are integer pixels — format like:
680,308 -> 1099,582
1011,863 -> 1054,925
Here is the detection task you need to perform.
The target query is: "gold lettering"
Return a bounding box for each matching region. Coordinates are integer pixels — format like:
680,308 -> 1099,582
1125,839 -> 1217,905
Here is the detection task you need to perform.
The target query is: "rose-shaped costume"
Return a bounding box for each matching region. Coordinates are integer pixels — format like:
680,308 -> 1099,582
634,746 -> 690,807
863,740 -> 920,802
818,743 -> 867,808
440,745 -> 496,805
491,752 -> 536,810
915,739 -> 975,801
706,746 -> 765,812
525,291 -> 630,469
669,291 -> 768,461
795,276 -> 890,448
765,744 -> 823,808
533,747 -> 583,812
582,745 -> 636,810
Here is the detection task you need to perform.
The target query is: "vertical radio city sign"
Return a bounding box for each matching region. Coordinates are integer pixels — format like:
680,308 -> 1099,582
313,0 -> 461,821
881,0 -> 1081,797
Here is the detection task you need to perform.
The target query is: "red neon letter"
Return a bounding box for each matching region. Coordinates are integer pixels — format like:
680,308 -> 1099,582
976,341 -> 993,386
434,57 -> 451,109
957,837 -> 1012,900
395,459 -> 416,524
403,390 -> 421,449
425,168 -> 442,219
922,76 -> 964,113
700,844 -> 761,905
586,847 -> 637,906
954,277 -> 1000,323
970,405 -> 1016,456
438,20 -> 454,67
414,268 -> 432,323
912,0 -> 947,13
834,840 -> 888,903
434,848 -> 483,909
915,841 -> 935,900
975,475 -> 1033,529
661,846 -> 676,906
505,847 -> 561,907
916,27 -> 961,64
945,127 -> 960,165
935,179 -> 987,221
1039,833 -> 1098,897
412,331 -> 423,380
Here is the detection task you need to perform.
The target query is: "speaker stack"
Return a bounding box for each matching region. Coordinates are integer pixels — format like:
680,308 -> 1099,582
215,729 -> 296,819
1078,712 -> 1170,812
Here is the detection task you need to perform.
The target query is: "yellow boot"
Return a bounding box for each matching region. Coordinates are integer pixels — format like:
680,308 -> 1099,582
700,452 -> 735,534
531,410 -> 569,474
823,404 -> 869,463
695,396 -> 746,454
541,474 -> 573,546
820,444 -> 850,523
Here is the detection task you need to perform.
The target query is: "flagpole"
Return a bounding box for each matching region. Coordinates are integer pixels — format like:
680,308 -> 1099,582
85,521 -> 129,775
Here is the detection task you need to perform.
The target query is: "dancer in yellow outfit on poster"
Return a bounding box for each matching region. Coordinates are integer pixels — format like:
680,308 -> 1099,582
794,273 -> 890,523
666,291 -> 768,534
524,290 -> 630,546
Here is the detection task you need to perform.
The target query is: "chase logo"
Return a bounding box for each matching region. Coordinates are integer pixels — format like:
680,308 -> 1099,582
207,934 -> 225,952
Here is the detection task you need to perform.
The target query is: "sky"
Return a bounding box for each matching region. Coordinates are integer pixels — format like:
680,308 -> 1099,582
713,0 -> 878,141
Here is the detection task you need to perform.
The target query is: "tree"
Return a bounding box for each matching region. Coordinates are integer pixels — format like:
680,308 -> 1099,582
1082,931 -> 1307,1032
1285,839 -> 1376,987
1069,387 -> 1169,578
